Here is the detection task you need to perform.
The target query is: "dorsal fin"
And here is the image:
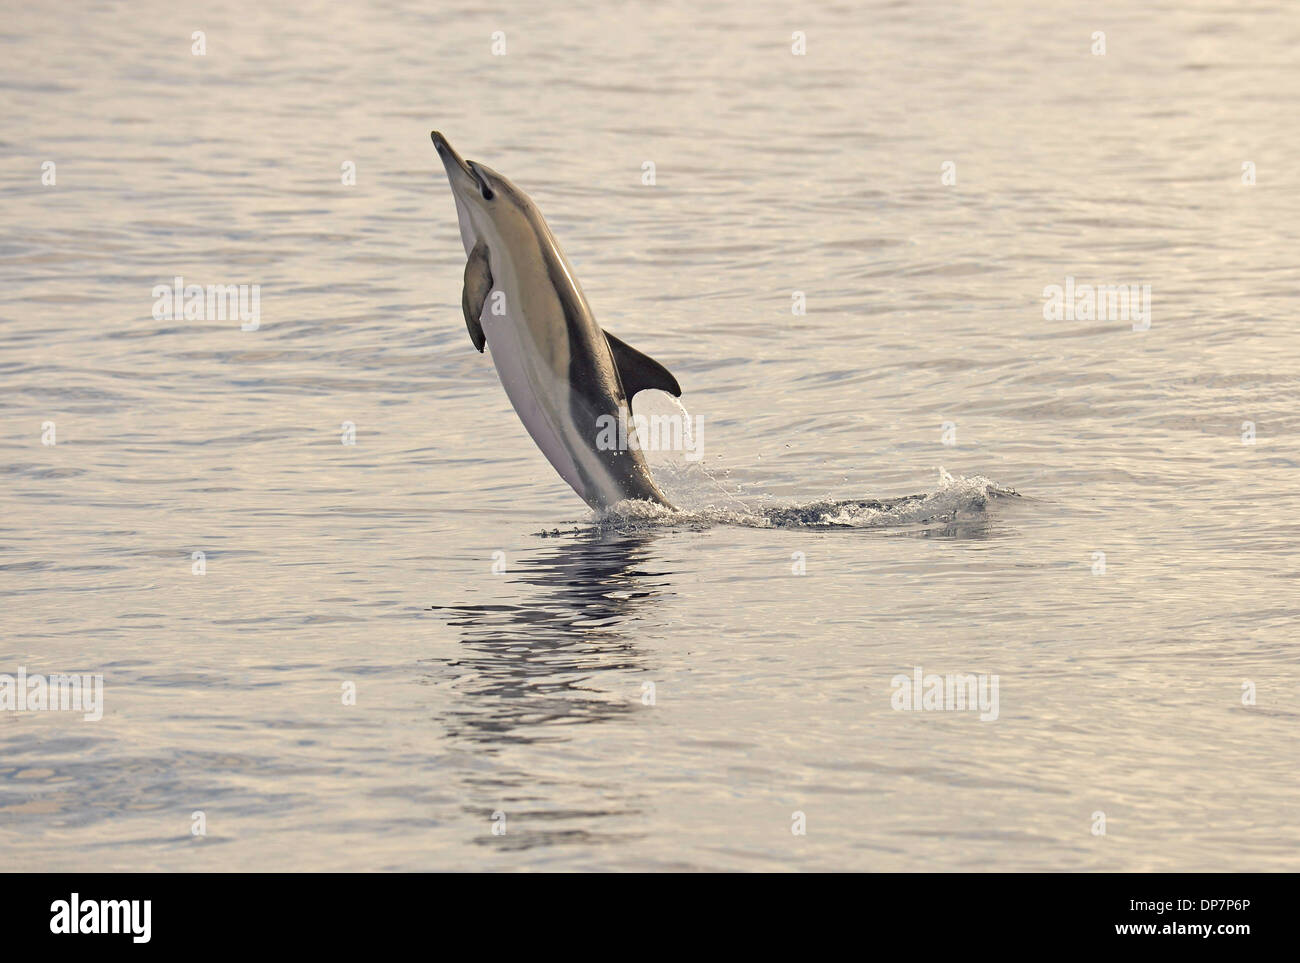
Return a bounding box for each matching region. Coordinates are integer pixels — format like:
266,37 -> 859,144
604,331 -> 682,401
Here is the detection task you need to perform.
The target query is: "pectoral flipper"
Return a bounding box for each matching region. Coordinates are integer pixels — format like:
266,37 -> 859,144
461,240 -> 492,352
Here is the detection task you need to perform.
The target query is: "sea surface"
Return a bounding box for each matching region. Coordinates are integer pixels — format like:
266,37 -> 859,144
2,0 -> 1298,871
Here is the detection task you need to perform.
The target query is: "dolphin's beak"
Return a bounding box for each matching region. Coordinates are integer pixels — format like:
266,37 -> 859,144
431,130 -> 486,197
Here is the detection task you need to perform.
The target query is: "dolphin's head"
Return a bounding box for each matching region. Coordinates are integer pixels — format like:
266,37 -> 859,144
430,131 -> 533,256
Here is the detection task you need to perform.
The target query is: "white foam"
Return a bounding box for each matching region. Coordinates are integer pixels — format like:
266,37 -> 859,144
595,468 -> 1017,531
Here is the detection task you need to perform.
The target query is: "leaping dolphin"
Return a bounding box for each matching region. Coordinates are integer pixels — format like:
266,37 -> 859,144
431,131 -> 681,513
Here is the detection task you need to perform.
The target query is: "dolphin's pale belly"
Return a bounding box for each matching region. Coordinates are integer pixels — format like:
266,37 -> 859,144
479,301 -> 586,499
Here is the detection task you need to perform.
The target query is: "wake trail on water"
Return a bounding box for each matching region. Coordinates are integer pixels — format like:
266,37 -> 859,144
598,467 -> 1018,532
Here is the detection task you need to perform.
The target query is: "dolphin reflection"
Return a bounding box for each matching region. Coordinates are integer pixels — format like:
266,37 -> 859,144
426,530 -> 671,746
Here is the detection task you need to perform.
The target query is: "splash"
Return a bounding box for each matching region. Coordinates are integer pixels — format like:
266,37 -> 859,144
579,468 -> 1019,534
557,391 -> 1021,535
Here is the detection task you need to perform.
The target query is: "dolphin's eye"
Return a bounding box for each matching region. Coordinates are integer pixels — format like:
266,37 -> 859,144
468,161 -> 495,201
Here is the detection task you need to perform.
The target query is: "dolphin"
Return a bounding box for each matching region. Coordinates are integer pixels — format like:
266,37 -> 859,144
430,131 -> 681,513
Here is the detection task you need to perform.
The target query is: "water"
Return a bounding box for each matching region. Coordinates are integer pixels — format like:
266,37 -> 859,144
2,0 -> 1298,870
